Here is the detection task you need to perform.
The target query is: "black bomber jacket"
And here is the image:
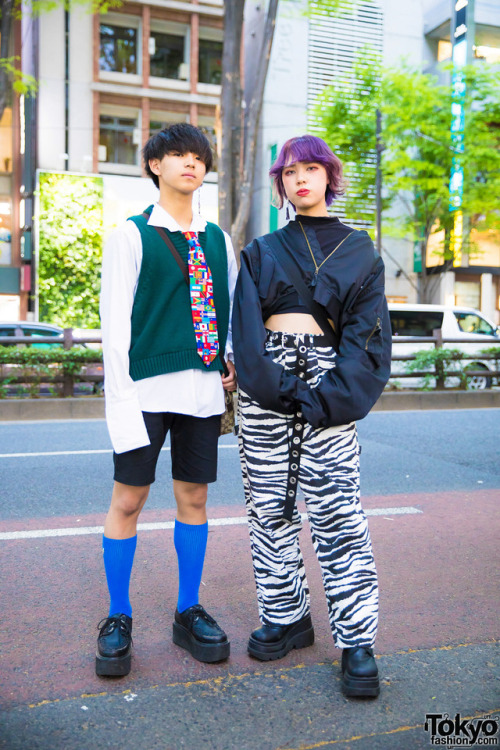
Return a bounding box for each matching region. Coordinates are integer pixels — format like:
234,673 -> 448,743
232,220 -> 392,428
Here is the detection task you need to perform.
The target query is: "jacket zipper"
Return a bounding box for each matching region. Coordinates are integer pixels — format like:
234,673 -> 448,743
365,317 -> 381,350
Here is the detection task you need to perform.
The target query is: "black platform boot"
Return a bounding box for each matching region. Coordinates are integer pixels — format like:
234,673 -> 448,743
95,614 -> 133,677
248,614 -> 314,661
341,646 -> 380,698
173,604 -> 230,663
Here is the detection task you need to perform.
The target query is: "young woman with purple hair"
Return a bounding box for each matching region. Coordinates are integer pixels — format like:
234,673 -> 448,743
232,134 -> 392,698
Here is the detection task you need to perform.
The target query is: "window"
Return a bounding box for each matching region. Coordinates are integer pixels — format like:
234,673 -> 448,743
21,326 -> 62,338
150,112 -> 189,138
199,39 -> 222,84
100,23 -> 138,74
455,280 -> 480,309
0,326 -> 16,338
454,313 -> 495,336
19,325 -> 63,349
150,120 -> 165,137
150,32 -> 187,79
99,116 -> 138,165
390,311 -> 444,337
474,45 -> 500,64
437,40 -> 452,62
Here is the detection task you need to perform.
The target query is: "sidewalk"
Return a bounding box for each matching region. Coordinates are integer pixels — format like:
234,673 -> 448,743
0,389 -> 499,421
1,490 -> 498,749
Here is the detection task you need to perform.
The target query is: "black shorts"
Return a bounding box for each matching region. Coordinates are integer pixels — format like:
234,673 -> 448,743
113,411 -> 221,487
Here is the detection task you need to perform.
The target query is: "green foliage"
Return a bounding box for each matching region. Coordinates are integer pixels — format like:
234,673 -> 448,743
404,347 -> 467,390
11,0 -> 123,20
315,58 -> 500,263
479,346 -> 500,357
38,172 -> 104,328
316,53 -> 386,226
0,58 -> 37,96
0,346 -> 103,398
458,65 -> 500,246
479,345 -> 500,381
0,346 -> 103,366
307,0 -> 348,14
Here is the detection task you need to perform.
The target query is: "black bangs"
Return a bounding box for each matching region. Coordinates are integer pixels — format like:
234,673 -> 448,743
143,123 -> 213,187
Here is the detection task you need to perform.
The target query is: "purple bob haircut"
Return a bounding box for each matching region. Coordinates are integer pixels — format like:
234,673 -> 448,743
269,134 -> 345,209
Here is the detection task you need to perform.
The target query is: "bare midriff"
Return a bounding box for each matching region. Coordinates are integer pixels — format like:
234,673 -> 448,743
265,313 -> 324,335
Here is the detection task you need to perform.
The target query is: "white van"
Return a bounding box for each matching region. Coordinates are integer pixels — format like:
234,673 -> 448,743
388,303 -> 500,389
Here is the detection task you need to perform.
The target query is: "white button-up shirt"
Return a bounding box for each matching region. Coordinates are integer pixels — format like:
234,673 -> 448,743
100,203 -> 238,454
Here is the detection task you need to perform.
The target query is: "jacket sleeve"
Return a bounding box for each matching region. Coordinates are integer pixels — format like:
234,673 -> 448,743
298,258 -> 392,427
233,244 -> 391,427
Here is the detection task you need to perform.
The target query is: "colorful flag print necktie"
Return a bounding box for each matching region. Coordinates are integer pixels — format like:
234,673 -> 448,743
182,231 -> 219,366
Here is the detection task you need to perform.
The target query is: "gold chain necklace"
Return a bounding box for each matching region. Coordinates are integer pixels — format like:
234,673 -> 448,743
298,221 -> 354,286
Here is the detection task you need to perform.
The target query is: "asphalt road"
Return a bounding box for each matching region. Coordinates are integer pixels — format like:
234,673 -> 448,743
0,409 -> 499,749
0,408 -> 499,520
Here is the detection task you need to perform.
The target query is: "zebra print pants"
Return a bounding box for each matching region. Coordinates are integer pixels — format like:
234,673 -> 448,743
237,331 -> 378,648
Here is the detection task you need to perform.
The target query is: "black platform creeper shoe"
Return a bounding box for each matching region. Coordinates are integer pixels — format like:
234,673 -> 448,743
173,604 -> 230,663
248,614 -> 315,661
341,646 -> 380,698
95,614 -> 133,677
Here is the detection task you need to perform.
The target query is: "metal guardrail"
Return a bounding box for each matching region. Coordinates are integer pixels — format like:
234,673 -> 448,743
0,329 -> 103,397
390,332 -> 500,386
0,328 -> 499,395
0,332 -> 102,348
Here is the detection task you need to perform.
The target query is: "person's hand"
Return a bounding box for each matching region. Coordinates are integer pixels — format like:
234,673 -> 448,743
221,359 -> 237,391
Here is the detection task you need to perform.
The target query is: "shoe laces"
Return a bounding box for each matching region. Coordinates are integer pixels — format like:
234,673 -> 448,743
188,604 -> 217,626
97,614 -> 132,639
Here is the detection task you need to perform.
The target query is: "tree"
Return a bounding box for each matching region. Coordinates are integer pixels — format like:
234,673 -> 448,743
219,0 -> 349,255
219,0 -> 278,255
315,59 -> 500,300
38,172 -> 103,327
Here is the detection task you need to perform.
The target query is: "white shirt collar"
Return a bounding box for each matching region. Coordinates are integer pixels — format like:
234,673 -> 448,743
148,203 -> 207,233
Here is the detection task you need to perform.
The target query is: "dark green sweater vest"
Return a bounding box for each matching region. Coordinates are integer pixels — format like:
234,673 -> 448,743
128,206 -> 229,381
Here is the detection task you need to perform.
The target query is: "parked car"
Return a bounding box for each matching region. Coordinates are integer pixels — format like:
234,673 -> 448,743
0,321 -> 103,394
389,303 -> 500,389
0,321 -> 65,347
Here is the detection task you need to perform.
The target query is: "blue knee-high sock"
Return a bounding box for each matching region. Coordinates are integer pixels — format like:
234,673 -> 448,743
174,520 -> 208,613
102,534 -> 137,618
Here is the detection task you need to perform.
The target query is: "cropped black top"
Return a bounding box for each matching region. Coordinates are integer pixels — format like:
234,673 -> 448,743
263,214 -> 353,319
265,289 -> 309,316
232,218 -> 392,428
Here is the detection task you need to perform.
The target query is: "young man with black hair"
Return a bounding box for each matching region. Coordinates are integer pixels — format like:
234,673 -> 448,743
96,123 -> 237,676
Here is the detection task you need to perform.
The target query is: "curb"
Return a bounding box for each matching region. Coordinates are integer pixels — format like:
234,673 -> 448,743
0,398 -> 106,421
0,390 -> 499,421
372,389 -> 500,412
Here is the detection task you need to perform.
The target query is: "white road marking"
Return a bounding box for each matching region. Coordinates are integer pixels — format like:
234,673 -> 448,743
0,507 -> 422,541
0,449 -> 112,458
0,445 -> 238,458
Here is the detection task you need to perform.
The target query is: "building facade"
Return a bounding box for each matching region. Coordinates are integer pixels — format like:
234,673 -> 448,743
1,0 -> 499,323
250,0 -> 500,323
422,0 -> 500,318
1,0 -> 224,320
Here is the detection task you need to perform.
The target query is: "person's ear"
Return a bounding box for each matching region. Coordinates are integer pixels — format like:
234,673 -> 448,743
149,158 -> 161,176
